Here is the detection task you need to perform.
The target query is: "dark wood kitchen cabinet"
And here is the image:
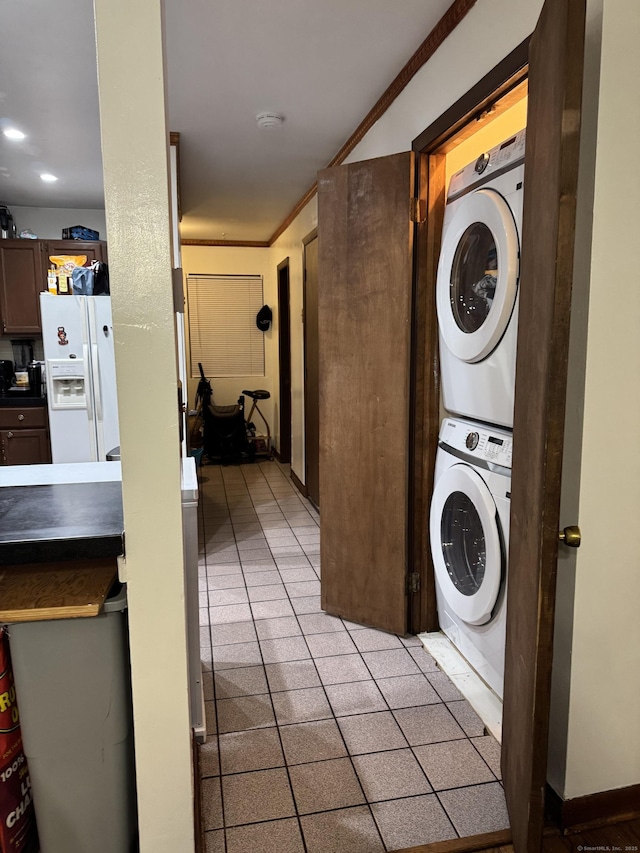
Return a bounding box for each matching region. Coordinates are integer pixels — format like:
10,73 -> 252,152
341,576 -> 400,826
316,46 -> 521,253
44,240 -> 108,265
0,406 -> 51,465
0,239 -> 108,335
0,239 -> 45,334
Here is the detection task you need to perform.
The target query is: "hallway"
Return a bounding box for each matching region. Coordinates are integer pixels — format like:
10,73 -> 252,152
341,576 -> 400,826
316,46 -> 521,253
197,461 -> 509,852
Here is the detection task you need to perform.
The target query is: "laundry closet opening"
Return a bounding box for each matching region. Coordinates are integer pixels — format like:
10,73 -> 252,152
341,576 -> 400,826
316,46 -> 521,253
409,39 -> 529,644
414,79 -> 528,743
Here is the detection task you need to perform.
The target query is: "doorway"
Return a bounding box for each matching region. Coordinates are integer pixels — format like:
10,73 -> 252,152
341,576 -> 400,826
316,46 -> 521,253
409,45 -> 530,635
303,229 -> 320,508
409,0 -> 587,846
277,257 -> 292,464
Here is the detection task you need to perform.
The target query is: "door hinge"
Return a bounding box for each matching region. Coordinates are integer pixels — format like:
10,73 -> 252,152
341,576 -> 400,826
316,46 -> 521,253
407,572 -> 420,594
410,198 -> 425,224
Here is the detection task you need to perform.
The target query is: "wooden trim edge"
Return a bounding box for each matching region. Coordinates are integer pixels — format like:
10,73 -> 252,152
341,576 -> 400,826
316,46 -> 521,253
302,227 -> 318,246
290,468 -> 307,498
181,239 -> 270,248
392,828 -> 512,853
169,132 -> 182,221
268,0 -> 477,246
192,730 -> 203,853
545,783 -> 640,834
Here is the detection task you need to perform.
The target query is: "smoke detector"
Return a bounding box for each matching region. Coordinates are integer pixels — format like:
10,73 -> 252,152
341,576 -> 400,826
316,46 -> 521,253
256,112 -> 284,130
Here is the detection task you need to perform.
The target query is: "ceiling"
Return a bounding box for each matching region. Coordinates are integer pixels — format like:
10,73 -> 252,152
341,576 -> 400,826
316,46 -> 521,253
0,0 -> 454,243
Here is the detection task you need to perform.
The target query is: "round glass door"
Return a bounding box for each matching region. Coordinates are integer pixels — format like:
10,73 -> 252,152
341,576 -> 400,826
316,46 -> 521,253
437,188 -> 519,363
440,489 -> 487,596
429,463 -> 503,625
450,223 -> 497,334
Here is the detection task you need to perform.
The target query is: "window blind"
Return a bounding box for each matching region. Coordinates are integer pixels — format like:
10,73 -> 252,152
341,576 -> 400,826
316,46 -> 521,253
187,274 -> 265,378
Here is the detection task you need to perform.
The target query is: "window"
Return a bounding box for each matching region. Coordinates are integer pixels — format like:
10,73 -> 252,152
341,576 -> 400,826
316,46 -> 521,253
187,274 -> 265,378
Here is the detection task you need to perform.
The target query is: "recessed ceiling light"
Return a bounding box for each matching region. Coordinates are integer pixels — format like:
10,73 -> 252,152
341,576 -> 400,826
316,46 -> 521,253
40,173 -> 58,183
3,128 -> 26,141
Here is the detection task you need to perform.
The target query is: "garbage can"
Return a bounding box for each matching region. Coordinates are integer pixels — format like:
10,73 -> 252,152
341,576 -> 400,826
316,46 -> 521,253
5,584 -> 137,853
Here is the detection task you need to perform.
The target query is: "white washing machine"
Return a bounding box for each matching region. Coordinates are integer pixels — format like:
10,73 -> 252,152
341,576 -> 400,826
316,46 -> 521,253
437,129 -> 526,428
429,417 -> 512,699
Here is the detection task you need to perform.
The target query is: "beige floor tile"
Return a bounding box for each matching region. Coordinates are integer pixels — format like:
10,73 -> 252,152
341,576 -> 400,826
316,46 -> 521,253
300,806 -> 384,853
222,768 -> 295,827
289,757 -> 365,814
226,818 -> 304,853
371,794 -> 456,848
219,727 -> 284,775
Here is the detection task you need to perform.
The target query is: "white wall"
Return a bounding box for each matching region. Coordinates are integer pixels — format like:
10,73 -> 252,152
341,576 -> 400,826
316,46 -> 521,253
269,0 -> 640,800
270,199 -> 317,483
557,0 -> 640,799
343,0 -> 542,166
10,206 -> 106,240
94,0 -> 194,850
181,245 -> 278,444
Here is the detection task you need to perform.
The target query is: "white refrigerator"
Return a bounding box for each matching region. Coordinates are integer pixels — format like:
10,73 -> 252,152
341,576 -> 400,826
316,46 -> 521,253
40,293 -> 120,463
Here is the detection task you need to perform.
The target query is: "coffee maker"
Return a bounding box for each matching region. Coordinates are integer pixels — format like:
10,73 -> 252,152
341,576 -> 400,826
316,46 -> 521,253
0,206 -> 16,240
11,340 -> 34,389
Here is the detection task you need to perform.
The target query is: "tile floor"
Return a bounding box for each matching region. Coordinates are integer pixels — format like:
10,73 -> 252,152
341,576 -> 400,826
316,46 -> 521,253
197,461 -> 508,853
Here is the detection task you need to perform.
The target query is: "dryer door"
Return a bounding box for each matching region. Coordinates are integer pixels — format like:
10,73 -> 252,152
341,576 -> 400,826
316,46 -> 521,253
437,188 -> 519,363
429,463 -> 504,626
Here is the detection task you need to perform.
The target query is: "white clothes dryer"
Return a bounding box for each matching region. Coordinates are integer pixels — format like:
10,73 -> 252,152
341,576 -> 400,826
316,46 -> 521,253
437,129 -> 526,428
429,417 -> 512,699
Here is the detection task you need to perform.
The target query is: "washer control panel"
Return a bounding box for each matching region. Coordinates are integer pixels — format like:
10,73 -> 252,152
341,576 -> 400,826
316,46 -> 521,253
440,418 -> 513,469
448,128 -> 527,200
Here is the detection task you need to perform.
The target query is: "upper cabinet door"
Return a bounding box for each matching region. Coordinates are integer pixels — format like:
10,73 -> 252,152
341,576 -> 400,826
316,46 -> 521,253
45,240 -> 107,265
0,240 -> 44,334
502,1 -> 586,850
317,152 -> 415,635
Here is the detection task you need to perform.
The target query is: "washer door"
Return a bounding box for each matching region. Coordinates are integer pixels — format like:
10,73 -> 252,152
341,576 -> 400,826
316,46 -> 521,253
430,463 -> 503,626
437,188 -> 519,363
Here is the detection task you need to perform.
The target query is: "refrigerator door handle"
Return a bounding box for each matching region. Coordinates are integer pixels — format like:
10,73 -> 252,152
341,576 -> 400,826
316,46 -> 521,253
83,342 -> 93,422
92,342 -> 103,423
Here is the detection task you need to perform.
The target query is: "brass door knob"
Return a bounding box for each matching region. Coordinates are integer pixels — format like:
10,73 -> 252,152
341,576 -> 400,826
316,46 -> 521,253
559,525 -> 581,547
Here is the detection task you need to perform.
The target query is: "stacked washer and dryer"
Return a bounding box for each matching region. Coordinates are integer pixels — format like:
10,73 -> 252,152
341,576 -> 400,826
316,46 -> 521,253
429,129 -> 525,700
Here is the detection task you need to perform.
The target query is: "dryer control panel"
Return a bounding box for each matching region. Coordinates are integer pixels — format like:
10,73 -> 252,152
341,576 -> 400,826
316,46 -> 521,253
448,128 -> 527,201
440,418 -> 513,469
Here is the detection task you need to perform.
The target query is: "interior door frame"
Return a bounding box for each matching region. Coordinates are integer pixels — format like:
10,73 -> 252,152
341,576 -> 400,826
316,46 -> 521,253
408,12 -> 587,849
408,38 -> 530,634
276,257 -> 292,464
302,228 -> 319,507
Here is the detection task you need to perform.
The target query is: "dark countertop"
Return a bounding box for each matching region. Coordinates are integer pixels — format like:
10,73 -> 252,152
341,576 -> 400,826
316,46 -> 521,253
0,393 -> 46,408
0,481 -> 124,565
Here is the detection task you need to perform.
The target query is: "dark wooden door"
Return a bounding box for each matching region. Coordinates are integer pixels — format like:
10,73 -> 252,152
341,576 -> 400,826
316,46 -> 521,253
277,258 -> 292,464
303,234 -> 320,507
502,1 -> 586,850
317,152 -> 414,635
0,240 -> 44,334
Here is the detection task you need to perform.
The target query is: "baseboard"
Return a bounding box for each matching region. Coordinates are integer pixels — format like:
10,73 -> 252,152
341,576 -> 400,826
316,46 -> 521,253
290,468 -> 307,497
545,782 -> 640,833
